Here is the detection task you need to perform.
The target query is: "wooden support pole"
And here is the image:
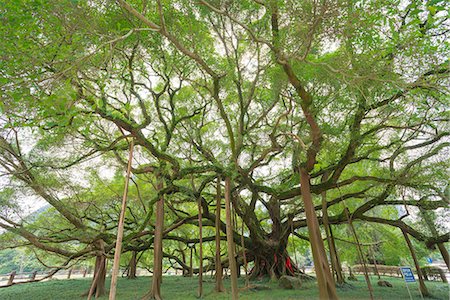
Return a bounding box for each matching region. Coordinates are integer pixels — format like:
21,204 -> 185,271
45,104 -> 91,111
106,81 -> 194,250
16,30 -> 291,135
300,168 -> 338,300
419,209 -> 450,272
240,220 -> 249,288
401,228 -> 430,297
215,177 -> 225,292
370,246 -> 380,280
198,195 -> 203,298
344,208 -> 373,300
329,225 -> 344,284
190,246 -> 193,277
225,177 -> 239,300
67,268 -> 72,279
321,173 -> 344,284
437,243 -> 450,272
109,139 -> 134,300
149,179 -> 165,300
233,208 -> 239,278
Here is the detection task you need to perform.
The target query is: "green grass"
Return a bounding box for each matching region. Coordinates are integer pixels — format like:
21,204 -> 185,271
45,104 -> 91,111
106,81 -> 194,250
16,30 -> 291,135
0,275 -> 448,300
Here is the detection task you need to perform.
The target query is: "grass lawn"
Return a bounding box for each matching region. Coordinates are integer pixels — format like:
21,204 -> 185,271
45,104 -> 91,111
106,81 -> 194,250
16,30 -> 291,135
0,275 -> 448,300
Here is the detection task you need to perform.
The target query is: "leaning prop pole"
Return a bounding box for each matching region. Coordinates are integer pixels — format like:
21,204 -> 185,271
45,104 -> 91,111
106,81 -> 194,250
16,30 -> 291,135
109,139 -> 135,300
401,228 -> 430,297
299,167 -> 338,300
225,177 -> 239,300
321,172 -> 344,284
240,218 -> 249,288
338,185 -> 373,300
214,176 -> 225,292
343,206 -> 374,300
284,133 -> 337,299
197,194 -> 203,298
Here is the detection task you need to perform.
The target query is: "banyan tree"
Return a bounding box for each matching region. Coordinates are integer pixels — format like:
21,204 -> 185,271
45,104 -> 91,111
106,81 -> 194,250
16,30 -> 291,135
0,0 -> 448,299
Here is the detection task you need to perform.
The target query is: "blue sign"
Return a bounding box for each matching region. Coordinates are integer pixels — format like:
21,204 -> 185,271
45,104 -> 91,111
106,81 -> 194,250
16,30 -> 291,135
426,257 -> 433,263
400,267 -> 416,283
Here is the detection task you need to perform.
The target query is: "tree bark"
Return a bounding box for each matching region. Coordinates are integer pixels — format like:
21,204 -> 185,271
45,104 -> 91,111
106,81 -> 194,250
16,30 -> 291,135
420,209 -> 450,272
87,250 -> 107,300
109,139 -> 134,300
180,249 -> 188,277
128,251 -> 137,279
401,228 -> 430,297
370,246 -> 380,280
215,177 -> 225,292
300,168 -> 338,300
144,178 -> 164,300
321,173 -> 344,285
328,226 -> 345,284
240,221 -> 249,288
344,208 -> 373,300
225,177 -> 239,300
248,246 -> 299,279
189,246 -> 193,277
197,195 -> 203,298
437,243 -> 450,272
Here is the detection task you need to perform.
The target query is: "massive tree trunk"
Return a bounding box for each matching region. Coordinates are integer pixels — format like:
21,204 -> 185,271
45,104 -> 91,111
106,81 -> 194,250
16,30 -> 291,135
215,177 -> 225,292
240,193 -> 308,279
248,242 -> 298,279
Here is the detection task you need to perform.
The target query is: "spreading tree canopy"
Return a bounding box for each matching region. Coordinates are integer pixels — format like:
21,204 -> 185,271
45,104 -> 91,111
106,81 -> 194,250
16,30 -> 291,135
0,0 -> 448,298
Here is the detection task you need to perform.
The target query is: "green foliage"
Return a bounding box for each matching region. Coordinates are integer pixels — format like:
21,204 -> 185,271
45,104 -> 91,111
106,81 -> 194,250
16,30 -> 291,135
0,249 -> 45,274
